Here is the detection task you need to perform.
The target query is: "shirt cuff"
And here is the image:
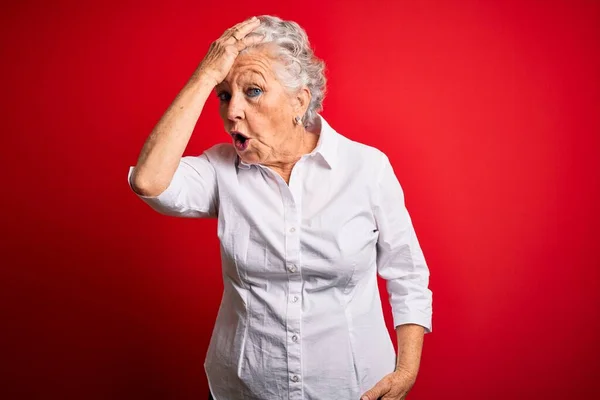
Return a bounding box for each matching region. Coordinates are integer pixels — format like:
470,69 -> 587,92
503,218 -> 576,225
393,311 -> 433,334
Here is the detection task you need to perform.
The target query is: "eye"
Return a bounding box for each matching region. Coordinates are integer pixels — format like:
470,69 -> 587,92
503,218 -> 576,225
217,91 -> 231,102
246,87 -> 262,97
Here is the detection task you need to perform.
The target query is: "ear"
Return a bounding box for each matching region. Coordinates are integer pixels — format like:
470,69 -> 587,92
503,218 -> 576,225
294,86 -> 312,116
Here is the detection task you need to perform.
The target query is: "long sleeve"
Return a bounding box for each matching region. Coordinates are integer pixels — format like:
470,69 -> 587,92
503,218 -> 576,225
373,153 -> 433,334
128,151 -> 219,218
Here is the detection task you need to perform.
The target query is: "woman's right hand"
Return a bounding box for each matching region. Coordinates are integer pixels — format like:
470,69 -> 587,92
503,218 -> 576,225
197,17 -> 263,87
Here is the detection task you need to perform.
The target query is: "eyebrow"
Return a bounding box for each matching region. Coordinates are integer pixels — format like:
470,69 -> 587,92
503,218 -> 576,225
236,69 -> 267,86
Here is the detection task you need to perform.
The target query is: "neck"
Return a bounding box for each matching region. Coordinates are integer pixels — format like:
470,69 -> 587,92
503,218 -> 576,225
265,121 -> 321,183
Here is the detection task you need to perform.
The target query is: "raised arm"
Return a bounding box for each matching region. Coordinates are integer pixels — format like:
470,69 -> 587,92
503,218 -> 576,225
130,17 -> 263,197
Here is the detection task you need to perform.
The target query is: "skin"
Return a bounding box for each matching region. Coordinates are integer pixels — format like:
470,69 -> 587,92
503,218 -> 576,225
215,47 -> 318,184
131,16 -> 426,400
130,17 -> 266,195
361,324 -> 425,400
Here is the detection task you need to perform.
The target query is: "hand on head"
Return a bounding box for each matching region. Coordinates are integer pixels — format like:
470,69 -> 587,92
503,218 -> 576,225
198,17 -> 264,87
194,16 -> 324,173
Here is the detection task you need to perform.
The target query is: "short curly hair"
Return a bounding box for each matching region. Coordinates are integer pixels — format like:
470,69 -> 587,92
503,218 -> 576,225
243,15 -> 327,129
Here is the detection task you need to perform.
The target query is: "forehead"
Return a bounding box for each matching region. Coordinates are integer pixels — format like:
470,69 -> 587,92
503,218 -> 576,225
220,47 -> 279,87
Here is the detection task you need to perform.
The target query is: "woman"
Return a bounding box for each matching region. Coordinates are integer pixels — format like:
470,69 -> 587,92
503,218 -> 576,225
128,15 -> 433,400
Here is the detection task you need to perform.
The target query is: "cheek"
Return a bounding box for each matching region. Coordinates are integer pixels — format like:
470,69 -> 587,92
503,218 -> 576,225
245,94 -> 292,140
260,95 -> 291,123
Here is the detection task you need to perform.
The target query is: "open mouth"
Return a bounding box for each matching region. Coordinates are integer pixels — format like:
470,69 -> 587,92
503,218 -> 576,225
231,131 -> 250,151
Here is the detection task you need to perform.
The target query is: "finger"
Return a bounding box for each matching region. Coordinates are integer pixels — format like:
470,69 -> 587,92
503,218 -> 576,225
236,16 -> 261,31
361,380 -> 391,400
230,16 -> 259,32
231,17 -> 261,39
234,33 -> 265,51
223,17 -> 260,40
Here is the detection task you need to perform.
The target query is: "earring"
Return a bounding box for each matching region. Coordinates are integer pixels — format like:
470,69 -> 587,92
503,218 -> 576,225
294,116 -> 302,125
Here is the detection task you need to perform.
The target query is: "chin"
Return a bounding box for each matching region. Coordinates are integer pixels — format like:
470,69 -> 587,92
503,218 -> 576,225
237,152 -> 259,165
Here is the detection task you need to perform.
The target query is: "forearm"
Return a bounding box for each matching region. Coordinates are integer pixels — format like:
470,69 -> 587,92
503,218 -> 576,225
394,323 -> 425,379
131,69 -> 216,196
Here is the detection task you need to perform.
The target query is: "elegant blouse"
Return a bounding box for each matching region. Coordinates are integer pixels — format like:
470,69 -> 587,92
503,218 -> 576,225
128,115 -> 433,400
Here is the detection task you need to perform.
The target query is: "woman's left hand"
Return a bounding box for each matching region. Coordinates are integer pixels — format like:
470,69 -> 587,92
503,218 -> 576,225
360,369 -> 417,400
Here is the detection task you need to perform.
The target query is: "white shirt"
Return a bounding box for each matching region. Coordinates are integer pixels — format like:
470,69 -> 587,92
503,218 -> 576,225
128,115 -> 433,400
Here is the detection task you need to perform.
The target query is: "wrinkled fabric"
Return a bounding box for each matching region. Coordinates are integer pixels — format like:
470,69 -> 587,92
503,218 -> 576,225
128,115 -> 433,400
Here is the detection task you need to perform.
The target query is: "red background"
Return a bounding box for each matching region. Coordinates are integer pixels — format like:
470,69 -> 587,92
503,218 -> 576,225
2,0 -> 599,398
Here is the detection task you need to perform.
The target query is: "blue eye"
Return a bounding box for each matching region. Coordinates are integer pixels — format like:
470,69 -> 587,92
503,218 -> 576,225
217,92 -> 231,102
247,88 -> 262,97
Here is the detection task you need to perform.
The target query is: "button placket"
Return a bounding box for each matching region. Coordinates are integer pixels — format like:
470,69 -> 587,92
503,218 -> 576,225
282,172 -> 303,400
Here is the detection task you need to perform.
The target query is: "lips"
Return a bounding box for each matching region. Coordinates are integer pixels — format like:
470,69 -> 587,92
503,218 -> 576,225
231,131 -> 250,151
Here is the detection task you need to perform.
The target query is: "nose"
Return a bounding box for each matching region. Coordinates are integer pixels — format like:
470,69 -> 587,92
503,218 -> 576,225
226,93 -> 244,122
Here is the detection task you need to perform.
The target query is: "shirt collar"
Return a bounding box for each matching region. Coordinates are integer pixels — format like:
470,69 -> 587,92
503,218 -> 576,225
310,114 -> 338,169
237,114 -> 338,170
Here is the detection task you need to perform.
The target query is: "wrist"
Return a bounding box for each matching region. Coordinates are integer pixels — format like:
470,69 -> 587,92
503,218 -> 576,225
191,67 -> 220,89
394,365 -> 418,382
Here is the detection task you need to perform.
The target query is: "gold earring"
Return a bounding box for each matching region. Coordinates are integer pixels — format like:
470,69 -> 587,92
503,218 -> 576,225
294,116 -> 301,125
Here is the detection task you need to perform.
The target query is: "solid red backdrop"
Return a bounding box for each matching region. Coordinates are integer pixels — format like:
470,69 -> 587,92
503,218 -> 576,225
1,0 -> 599,398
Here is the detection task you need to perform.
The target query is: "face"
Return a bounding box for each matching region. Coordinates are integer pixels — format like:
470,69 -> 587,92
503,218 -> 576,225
215,48 -> 305,166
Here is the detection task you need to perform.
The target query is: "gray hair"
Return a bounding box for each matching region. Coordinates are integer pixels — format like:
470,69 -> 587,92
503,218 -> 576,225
245,15 -> 327,128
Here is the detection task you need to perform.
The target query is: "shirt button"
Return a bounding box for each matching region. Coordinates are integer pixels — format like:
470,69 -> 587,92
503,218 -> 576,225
291,375 -> 299,382
288,264 -> 297,273
291,296 -> 299,303
292,334 -> 298,342
289,227 -> 296,233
